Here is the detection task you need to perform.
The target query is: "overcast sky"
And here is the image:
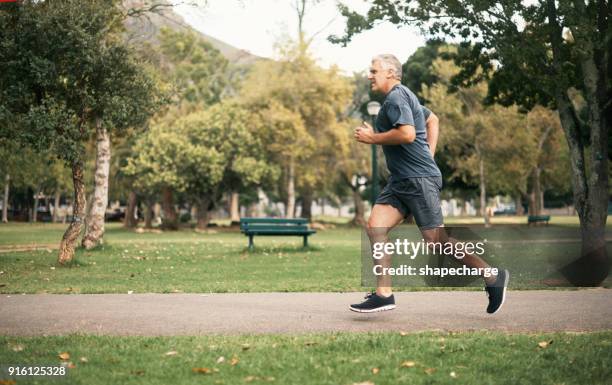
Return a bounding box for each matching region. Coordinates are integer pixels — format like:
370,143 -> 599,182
172,0 -> 426,74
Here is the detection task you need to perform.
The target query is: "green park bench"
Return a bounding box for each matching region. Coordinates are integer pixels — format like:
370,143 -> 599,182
240,217 -> 316,251
528,215 -> 551,225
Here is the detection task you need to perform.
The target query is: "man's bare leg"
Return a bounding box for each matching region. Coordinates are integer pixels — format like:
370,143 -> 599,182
366,204 -> 404,297
420,227 -> 497,286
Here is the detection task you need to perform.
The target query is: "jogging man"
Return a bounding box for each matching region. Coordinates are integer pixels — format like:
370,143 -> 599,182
350,54 -> 509,314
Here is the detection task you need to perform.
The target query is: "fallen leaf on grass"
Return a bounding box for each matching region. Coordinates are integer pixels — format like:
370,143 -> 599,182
131,370 -> 145,376
244,375 -> 275,382
450,371 -> 457,378
241,344 -> 251,351
0,379 -> 16,385
9,343 -> 24,352
164,350 -> 178,356
399,331 -> 408,336
58,352 -> 70,360
216,356 -> 225,364
371,367 -> 380,374
79,357 -> 88,363
424,367 -> 436,375
230,357 -> 239,366
351,382 -> 375,385
400,361 -> 416,368
192,367 -> 216,374
538,340 -> 553,349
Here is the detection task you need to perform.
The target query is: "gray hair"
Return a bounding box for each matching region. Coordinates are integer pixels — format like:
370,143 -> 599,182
372,54 -> 402,80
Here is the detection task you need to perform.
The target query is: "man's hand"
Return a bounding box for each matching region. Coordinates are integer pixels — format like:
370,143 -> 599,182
354,121 -> 376,144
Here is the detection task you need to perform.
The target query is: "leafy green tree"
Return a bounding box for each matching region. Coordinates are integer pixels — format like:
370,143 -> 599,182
0,0 -> 160,263
401,39 -> 446,102
422,58 -> 530,224
333,0 -> 610,284
125,28 -> 231,226
158,27 -> 230,107
124,101 -> 276,229
240,44 -> 353,218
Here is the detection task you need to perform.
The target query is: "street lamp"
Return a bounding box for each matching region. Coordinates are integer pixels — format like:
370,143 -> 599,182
366,101 -> 381,206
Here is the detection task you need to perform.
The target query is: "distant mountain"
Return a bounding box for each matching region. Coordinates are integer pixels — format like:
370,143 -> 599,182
123,1 -> 262,66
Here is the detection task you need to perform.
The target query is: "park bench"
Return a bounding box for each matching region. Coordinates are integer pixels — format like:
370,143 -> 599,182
528,215 -> 551,225
240,217 -> 316,251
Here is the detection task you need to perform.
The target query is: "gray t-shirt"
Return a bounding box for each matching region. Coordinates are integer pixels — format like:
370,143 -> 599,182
422,105 -> 432,120
375,84 -> 441,181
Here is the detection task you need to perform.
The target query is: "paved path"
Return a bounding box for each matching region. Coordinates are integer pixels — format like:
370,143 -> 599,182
1,290 -> 611,336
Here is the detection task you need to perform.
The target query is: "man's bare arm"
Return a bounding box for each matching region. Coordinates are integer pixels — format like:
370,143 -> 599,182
354,121 -> 415,145
426,113 -> 439,156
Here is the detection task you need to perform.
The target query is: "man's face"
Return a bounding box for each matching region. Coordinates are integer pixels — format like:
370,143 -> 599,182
368,60 -> 393,93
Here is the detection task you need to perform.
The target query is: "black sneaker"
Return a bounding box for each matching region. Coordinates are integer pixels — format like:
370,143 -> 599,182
485,269 -> 509,314
349,291 -> 396,313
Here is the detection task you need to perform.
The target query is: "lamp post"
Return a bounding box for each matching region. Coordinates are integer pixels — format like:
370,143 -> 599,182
366,101 -> 381,206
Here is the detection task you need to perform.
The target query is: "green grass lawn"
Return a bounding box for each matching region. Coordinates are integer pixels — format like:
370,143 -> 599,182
0,220 -> 610,293
2,331 -> 610,385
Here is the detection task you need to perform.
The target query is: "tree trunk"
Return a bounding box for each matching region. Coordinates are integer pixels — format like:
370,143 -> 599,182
2,173 -> 9,223
350,188 -> 366,226
320,198 -> 325,216
529,167 -> 543,216
143,200 -> 154,229
82,192 -> 93,230
161,186 -> 178,230
32,190 -> 40,223
301,190 -> 313,220
229,192 -> 240,223
196,196 -> 211,230
285,159 -> 295,219
546,0 -> 609,285
124,190 -> 138,228
52,190 -> 61,223
58,160 -> 86,264
515,194 -> 524,216
82,120 -> 111,249
478,155 -> 490,226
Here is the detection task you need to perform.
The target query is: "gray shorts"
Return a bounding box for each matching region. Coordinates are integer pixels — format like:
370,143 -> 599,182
375,176 -> 444,229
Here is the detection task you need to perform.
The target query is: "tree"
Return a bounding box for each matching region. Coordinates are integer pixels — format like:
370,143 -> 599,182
333,0 -> 610,284
125,28 -> 231,227
523,106 -> 570,216
420,56 -> 530,224
185,101 -> 278,228
124,101 -> 276,229
81,53 -> 164,247
0,0 -> 160,263
401,39 -> 447,102
239,46 -> 353,219
157,27 -> 230,107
